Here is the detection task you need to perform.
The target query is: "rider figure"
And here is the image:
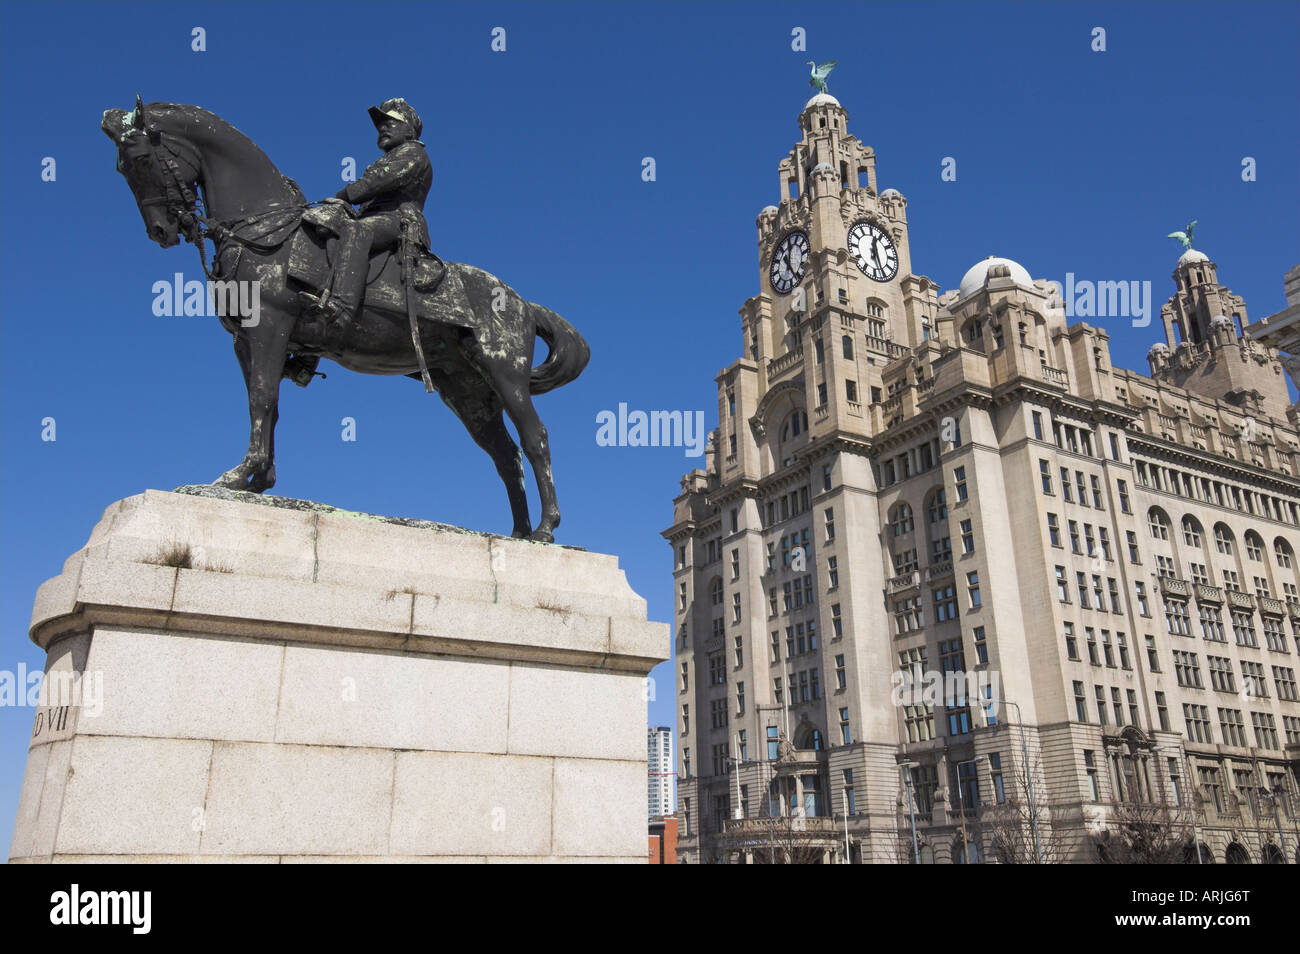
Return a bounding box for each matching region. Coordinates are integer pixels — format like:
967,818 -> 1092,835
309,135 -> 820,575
301,98 -> 432,333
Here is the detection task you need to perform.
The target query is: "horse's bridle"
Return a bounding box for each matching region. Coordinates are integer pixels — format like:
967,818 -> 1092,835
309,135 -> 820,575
135,126 -> 316,282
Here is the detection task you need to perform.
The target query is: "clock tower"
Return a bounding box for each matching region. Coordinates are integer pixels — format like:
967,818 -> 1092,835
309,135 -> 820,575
743,92 -> 941,449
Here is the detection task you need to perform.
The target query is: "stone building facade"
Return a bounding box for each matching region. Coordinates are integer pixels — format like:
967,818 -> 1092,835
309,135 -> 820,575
663,91 -> 1300,863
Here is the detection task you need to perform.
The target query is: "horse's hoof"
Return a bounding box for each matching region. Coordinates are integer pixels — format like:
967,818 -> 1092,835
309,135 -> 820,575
529,529 -> 554,544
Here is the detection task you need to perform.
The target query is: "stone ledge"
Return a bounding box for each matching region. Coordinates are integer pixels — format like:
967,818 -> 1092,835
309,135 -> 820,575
30,489 -> 667,673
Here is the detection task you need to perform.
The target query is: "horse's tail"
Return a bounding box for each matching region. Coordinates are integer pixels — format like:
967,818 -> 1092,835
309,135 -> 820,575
529,304 -> 590,395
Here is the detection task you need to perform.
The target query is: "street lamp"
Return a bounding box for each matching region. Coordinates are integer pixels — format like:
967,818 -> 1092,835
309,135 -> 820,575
1257,787 -> 1291,863
954,755 -> 985,863
898,760 -> 921,864
1152,744 -> 1202,864
981,696 -> 1042,863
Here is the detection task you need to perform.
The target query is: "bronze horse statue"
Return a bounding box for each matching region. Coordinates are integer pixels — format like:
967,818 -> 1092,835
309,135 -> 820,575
101,100 -> 588,542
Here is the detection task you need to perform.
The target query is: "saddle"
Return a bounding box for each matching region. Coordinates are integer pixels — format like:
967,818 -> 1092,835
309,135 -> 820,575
288,205 -> 465,323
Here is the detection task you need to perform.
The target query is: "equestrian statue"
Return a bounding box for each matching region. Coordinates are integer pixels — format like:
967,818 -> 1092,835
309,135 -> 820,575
101,97 -> 589,542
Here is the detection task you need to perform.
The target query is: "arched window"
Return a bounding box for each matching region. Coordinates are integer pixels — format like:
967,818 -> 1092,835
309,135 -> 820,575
1244,531 -> 1265,562
1214,524 -> 1235,556
1148,508 -> 1170,541
890,503 -> 914,537
927,489 -> 948,524
842,335 -> 854,360
1182,516 -> 1203,548
1225,842 -> 1251,864
1275,538 -> 1294,569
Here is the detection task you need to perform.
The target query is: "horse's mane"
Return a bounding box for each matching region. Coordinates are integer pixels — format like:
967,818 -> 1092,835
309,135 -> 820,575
145,101 -> 305,203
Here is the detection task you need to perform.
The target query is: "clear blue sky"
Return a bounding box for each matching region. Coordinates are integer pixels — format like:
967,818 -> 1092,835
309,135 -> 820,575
1,1 -> 1296,855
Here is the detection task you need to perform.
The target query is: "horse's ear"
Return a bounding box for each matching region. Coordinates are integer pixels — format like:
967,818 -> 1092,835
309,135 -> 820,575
101,108 -> 127,141
133,95 -> 146,131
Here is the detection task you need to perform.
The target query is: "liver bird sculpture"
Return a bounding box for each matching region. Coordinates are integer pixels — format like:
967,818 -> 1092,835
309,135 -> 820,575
1166,220 -> 1198,250
807,60 -> 837,95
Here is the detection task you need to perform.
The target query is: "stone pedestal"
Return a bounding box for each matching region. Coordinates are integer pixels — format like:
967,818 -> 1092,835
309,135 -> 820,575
9,489 -> 667,863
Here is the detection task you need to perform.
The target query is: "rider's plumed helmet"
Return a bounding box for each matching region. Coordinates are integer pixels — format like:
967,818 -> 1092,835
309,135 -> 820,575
368,98 -> 422,138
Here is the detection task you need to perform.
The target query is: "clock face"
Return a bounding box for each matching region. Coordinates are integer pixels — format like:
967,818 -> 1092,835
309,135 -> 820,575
848,220 -> 899,281
769,230 -> 810,295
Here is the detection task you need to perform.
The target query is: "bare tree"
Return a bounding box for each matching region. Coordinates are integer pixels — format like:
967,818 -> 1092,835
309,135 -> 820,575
1092,795 -> 1199,864
983,794 -> 1083,864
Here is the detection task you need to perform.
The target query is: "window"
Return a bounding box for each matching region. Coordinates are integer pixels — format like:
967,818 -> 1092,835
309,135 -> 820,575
827,556 -> 839,588
736,682 -> 746,714
1090,475 -> 1104,509
732,592 -> 742,622
842,335 -> 853,360
1231,611 -> 1258,648
1061,467 -> 1073,502
1146,635 -> 1160,671
1117,479 -> 1131,513
1251,711 -> 1278,749
934,586 -> 957,622
1241,660 -> 1268,697
967,572 -> 981,608
1095,685 -> 1108,725
1109,433 -> 1121,461
1086,628 -> 1099,665
839,708 -> 852,744
1040,460 -> 1053,495
1149,509 -> 1170,541
1108,578 -> 1122,614
1085,750 -> 1100,801
1047,513 -> 1061,547
960,519 -> 974,554
1208,655 -> 1236,693
1065,622 -> 1079,660
767,725 -> 780,760
1173,650 -> 1202,688
1077,572 -> 1090,608
1135,581 -> 1150,616
1076,471 -> 1088,505
709,653 -> 727,685
1074,681 -> 1088,722
710,698 -> 728,729
845,380 -> 858,403
1117,632 -> 1131,669
1276,539 -> 1294,569
953,466 -> 968,501
1032,411 -> 1044,440
825,507 -> 835,541
1214,525 -> 1234,556
1183,518 -> 1203,548
1127,531 -> 1140,564
1245,533 -> 1264,562
835,654 -> 846,689
823,464 -> 832,492
680,662 -> 689,691
1056,566 -> 1070,602
890,504 -> 914,537
1069,520 -> 1081,554
1164,598 -> 1190,636
986,753 -> 1006,804
831,603 -> 842,638
1155,691 -> 1170,731
928,490 -> 948,524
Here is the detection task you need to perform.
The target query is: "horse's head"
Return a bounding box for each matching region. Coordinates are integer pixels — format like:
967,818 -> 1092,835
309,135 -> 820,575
101,98 -> 200,248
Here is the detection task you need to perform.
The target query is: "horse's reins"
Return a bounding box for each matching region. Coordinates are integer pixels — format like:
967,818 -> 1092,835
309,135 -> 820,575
144,130 -> 322,282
